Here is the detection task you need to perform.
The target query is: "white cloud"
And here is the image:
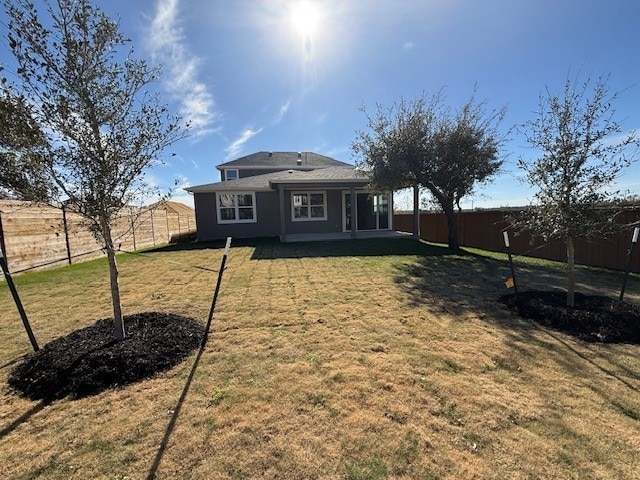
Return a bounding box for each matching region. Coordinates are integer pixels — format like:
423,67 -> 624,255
147,0 -> 218,138
403,41 -> 414,51
273,100 -> 291,124
314,111 -> 328,124
225,128 -> 263,160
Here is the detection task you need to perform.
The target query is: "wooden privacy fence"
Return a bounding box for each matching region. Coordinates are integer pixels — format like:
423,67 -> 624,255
393,209 -> 640,272
0,200 -> 196,276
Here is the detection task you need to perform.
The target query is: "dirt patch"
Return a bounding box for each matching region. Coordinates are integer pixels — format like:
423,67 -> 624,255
8,312 -> 204,400
499,291 -> 640,344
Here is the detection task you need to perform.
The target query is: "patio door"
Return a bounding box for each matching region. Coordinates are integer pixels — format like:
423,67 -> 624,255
343,192 -> 390,231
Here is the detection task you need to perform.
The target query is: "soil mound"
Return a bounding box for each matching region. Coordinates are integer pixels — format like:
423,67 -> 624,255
8,312 -> 204,400
499,291 -> 640,344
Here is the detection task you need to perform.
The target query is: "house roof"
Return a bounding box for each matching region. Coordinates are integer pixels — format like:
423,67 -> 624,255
185,166 -> 370,193
216,151 -> 351,170
186,171 -> 293,193
269,167 -> 369,185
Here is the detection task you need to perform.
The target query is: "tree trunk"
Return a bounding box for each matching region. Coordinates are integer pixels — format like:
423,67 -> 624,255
444,208 -> 460,250
566,236 -> 575,307
101,219 -> 125,340
412,184 -> 420,240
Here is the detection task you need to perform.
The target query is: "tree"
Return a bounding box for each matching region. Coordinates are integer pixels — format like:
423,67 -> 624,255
516,75 -> 638,307
352,94 -> 441,239
422,95 -> 504,250
353,91 -> 505,250
0,87 -> 53,200
3,0 -> 186,339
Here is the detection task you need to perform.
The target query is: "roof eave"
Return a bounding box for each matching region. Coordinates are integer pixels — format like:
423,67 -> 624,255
186,186 -> 275,193
269,179 -> 370,187
215,165 -> 335,172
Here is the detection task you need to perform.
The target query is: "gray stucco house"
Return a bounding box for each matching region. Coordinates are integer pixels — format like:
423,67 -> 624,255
185,151 -> 393,241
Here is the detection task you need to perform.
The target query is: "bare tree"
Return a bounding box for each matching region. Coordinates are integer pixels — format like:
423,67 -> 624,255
4,0 -> 186,339
516,74 -> 638,306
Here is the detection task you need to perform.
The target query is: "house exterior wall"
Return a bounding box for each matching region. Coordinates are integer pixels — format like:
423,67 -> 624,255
192,186 -> 392,240
238,169 -> 272,178
283,189 -> 344,235
193,191 -> 281,240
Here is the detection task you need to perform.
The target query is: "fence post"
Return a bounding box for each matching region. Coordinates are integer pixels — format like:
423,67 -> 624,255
503,231 -> 522,316
150,208 -> 156,246
619,227 -> 639,301
166,211 -> 171,242
412,185 -> 420,239
130,214 -> 137,251
62,204 -> 73,264
0,210 -> 6,268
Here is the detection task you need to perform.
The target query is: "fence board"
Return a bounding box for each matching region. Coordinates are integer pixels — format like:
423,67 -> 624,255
394,209 -> 640,272
0,201 -> 195,276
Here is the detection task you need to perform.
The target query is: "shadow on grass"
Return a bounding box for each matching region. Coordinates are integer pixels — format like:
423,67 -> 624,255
0,400 -> 49,440
146,237 -> 459,260
144,239 -> 234,253
0,356 -> 22,371
395,248 -> 640,403
393,246 -> 606,310
146,336 -> 206,480
250,237 -> 458,260
394,247 -> 514,310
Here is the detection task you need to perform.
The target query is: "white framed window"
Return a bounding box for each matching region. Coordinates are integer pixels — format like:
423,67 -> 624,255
291,191 -> 327,221
217,192 -> 257,224
224,169 -> 239,181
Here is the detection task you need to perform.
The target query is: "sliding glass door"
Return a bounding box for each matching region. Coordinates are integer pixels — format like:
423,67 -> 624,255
343,192 -> 391,231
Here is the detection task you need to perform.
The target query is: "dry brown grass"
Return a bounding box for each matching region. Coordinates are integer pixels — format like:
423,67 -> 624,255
1,238 -> 639,479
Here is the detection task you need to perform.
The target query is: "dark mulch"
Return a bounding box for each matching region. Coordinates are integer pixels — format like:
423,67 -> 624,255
8,312 -> 204,401
498,290 -> 640,344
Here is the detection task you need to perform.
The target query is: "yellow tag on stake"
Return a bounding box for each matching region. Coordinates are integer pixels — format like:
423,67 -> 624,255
504,277 -> 514,289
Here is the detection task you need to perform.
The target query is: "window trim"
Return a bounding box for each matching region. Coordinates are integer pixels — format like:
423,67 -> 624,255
216,191 -> 257,224
224,169 -> 239,181
291,191 -> 327,222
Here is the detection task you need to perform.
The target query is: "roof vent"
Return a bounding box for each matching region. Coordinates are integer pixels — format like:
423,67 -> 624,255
268,151 -> 273,157
288,169 -> 293,173
296,152 -> 302,165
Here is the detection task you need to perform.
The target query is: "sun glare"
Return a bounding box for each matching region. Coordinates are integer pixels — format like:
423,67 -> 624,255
290,1 -> 322,37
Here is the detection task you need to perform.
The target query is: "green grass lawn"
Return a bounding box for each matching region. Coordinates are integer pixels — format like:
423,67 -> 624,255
1,238 -> 639,479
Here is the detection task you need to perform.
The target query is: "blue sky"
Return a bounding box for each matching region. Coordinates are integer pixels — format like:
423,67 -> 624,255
3,0 -> 640,208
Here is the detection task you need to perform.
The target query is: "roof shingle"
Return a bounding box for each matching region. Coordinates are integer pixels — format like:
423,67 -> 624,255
217,151 -> 351,170
185,166 -> 370,193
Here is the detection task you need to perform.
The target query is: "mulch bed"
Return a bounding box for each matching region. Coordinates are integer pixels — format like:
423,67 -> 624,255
499,290 -> 640,344
8,312 -> 204,401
